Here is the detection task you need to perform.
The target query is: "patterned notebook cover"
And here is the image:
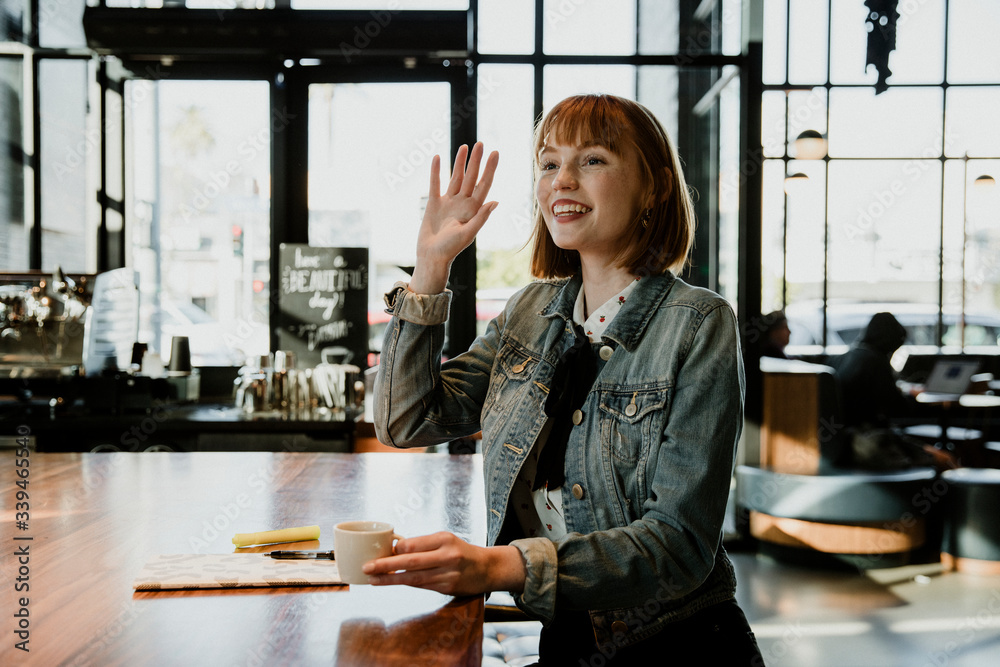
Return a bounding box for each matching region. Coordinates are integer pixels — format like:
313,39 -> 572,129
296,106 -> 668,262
133,553 -> 345,590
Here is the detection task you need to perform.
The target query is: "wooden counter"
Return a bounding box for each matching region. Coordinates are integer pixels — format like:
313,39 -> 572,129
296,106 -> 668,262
0,449 -> 486,665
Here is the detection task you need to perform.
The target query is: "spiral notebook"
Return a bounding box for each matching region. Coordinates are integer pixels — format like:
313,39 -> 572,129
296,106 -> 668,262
133,553 -> 345,591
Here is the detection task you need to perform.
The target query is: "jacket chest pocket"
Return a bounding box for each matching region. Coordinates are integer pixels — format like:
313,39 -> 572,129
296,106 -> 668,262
598,386 -> 669,465
483,345 -> 542,437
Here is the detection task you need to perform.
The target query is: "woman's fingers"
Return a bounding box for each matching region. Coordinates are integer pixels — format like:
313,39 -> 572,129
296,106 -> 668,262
365,532 -> 450,573
415,144 -> 498,284
463,201 -> 499,238
441,143 -> 496,204
427,154 -> 441,199
460,143 -> 484,197
360,532 -> 521,597
363,532 -> 466,578
368,568 -> 457,592
473,150 -> 500,201
446,144 -> 469,196
365,550 -> 429,575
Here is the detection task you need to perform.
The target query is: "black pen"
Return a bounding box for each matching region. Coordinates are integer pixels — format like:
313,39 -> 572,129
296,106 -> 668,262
263,550 -> 335,560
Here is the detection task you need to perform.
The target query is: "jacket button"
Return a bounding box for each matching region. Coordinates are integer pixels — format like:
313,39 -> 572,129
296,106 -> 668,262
572,483 -> 585,500
611,620 -> 628,636
599,345 -> 614,361
572,409 -> 583,425
512,363 -> 525,373
624,403 -> 638,417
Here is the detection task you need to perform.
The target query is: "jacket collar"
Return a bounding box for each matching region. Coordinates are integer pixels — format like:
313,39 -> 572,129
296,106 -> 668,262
539,271 -> 677,352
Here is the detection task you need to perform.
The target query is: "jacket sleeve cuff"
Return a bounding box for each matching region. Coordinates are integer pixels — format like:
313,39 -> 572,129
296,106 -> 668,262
509,537 -> 558,623
383,281 -> 451,325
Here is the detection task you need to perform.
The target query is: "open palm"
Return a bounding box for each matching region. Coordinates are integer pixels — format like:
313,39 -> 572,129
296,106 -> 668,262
411,142 -> 499,294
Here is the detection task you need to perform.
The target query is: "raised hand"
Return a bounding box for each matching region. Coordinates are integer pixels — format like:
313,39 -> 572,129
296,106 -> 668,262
409,142 -> 500,295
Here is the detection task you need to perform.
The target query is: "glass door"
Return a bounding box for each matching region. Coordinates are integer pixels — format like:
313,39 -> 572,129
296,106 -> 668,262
128,79 -> 272,367
302,76 -> 462,366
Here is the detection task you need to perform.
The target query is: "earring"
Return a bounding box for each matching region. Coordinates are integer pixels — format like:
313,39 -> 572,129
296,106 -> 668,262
640,208 -> 652,229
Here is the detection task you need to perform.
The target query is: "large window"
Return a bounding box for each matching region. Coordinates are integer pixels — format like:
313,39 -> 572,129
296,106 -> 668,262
475,0 -> 746,323
1,0 -> 101,276
4,1 -> 748,368
0,55 -> 27,271
40,58 -> 96,272
764,0 -> 1000,356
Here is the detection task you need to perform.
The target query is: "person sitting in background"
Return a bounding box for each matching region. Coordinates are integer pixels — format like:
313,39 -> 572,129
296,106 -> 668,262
758,310 -> 792,359
831,312 -> 950,470
832,312 -> 912,430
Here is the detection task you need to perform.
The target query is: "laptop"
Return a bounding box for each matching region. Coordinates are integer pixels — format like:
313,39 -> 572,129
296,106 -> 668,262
921,359 -> 980,396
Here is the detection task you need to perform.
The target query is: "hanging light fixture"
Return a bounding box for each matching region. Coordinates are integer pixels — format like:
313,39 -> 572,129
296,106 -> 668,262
784,172 -> 809,195
974,174 -> 996,189
794,130 -> 828,160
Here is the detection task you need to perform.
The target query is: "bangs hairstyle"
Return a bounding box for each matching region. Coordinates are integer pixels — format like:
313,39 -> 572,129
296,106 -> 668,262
529,94 -> 696,279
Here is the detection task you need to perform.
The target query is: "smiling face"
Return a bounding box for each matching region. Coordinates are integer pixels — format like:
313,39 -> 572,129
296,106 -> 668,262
535,137 -> 649,267
528,95 -> 695,279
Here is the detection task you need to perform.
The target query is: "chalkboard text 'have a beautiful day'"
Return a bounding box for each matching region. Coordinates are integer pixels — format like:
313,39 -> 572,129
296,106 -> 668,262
279,245 -> 368,361
282,250 -> 367,319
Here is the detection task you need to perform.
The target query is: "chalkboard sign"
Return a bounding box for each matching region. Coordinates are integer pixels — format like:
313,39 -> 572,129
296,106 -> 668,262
277,244 -> 369,368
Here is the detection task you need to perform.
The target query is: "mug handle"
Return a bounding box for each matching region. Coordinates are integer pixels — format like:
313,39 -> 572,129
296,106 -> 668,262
391,533 -> 404,553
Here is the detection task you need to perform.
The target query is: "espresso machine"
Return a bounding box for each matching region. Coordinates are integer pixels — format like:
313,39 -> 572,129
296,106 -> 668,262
0,267 -> 91,378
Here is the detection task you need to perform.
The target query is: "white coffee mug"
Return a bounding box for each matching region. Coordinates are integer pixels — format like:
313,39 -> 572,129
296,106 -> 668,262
334,521 -> 403,585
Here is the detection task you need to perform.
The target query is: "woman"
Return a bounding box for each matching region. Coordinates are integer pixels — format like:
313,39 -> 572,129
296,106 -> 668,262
369,94 -> 761,664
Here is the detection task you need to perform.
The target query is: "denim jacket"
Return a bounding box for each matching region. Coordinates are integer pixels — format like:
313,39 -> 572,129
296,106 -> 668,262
374,271 -> 745,649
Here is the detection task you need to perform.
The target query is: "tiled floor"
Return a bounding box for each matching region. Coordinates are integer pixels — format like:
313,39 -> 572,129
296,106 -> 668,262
732,548 -> 1000,667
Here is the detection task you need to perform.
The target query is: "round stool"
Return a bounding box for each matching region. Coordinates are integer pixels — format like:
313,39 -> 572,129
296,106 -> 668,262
736,466 -> 938,569
903,424 -> 983,443
903,424 -> 984,466
941,468 -> 1000,575
983,442 -> 1000,468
